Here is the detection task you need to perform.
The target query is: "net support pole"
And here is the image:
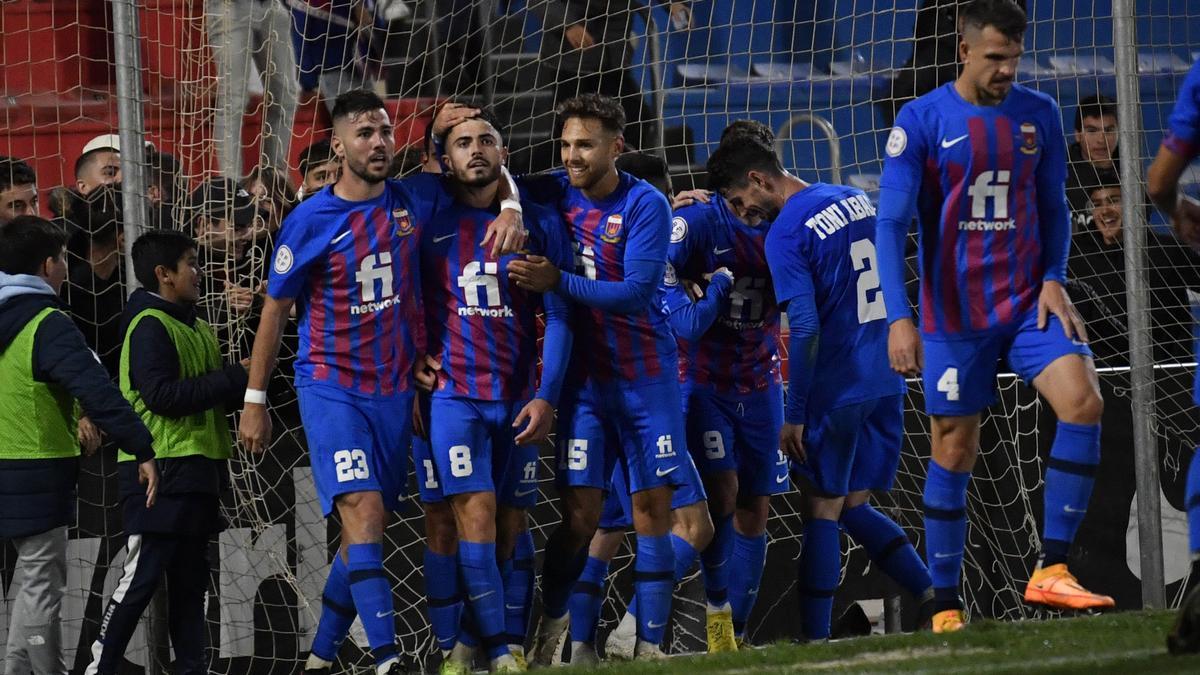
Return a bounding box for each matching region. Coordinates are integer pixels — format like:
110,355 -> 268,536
1113,0 -> 1166,609
111,0 -> 148,296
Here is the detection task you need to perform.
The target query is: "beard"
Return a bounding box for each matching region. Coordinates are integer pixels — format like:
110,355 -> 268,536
456,162 -> 501,188
346,155 -> 389,185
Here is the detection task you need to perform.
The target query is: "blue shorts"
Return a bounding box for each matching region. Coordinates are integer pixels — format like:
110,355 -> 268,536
556,378 -> 694,495
922,310 -> 1093,416
416,396 -> 540,509
684,382 -> 787,497
598,452 -> 706,531
792,395 -> 904,497
297,384 -> 412,517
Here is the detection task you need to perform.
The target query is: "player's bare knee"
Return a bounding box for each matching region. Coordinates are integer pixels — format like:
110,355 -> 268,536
1060,387 -> 1103,425
423,502 -> 458,555
672,501 -> 714,550
733,496 -> 770,536
702,472 -> 738,518
808,495 -> 845,521
843,491 -> 872,510
631,486 -> 673,535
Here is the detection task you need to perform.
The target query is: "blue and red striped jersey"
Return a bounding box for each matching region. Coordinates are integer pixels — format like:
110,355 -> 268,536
419,201 -> 572,401
1166,58 -> 1200,161
268,174 -> 449,396
660,197 -> 781,394
878,82 -> 1071,336
533,170 -> 679,385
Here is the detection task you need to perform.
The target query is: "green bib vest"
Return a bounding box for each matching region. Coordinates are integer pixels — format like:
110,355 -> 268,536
0,307 -> 79,460
118,308 -> 232,463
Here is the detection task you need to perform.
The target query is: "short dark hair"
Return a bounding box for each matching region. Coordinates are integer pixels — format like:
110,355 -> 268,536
70,185 -> 124,248
331,89 -> 388,124
705,139 -> 784,192
616,152 -> 672,197
719,120 -> 776,147
298,139 -> 336,177
0,215 -> 67,275
390,146 -> 426,178
0,156 -> 37,194
146,150 -> 182,203
73,148 -> 114,181
437,105 -> 505,148
132,229 -> 195,292
1076,94 -> 1118,131
960,0 -> 1027,43
557,94 -> 626,136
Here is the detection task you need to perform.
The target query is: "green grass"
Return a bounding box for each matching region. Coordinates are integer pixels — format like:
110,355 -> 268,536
578,611 -> 1200,673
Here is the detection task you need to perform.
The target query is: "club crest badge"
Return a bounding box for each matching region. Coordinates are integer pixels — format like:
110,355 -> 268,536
1020,122 -> 1039,155
393,208 -> 414,237
601,214 -> 623,243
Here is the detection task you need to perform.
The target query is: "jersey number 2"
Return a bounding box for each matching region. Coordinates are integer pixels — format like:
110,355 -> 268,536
850,238 -> 886,324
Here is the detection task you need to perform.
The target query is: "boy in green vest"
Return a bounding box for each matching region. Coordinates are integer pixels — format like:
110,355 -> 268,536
0,215 -> 157,675
84,229 -> 248,675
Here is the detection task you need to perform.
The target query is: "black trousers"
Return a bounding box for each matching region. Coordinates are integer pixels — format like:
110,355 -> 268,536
86,532 -> 210,675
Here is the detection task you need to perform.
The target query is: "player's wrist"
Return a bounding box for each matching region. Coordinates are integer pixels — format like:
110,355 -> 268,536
244,388 -> 268,406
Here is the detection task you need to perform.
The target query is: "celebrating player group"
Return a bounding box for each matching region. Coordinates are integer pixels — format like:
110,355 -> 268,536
231,0 -> 1177,672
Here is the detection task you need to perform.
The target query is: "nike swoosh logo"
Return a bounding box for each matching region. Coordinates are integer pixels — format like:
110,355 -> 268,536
941,134 -> 969,149
375,610 -> 391,618
433,233 -> 457,243
775,475 -> 788,484
469,590 -> 496,601
647,620 -> 667,629
1063,505 -> 1086,513
713,246 -> 733,255
331,230 -> 352,244
506,604 -> 523,610
655,466 -> 678,478
934,552 -> 958,559
514,488 -> 537,498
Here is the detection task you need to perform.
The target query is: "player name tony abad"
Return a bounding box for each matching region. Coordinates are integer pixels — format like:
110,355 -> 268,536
804,192 -> 876,240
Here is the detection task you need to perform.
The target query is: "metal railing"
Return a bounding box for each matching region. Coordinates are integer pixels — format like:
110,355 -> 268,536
774,113 -> 842,185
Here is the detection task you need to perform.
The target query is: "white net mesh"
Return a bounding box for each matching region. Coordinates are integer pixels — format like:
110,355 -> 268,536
2,0 -> 1200,672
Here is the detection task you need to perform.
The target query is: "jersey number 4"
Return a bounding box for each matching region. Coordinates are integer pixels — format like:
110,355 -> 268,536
850,238 -> 886,324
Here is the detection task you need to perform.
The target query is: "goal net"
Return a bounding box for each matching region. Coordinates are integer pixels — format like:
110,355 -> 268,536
1,0 -> 1199,672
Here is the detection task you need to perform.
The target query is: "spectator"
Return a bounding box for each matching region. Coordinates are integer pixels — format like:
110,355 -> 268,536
205,0 -> 299,179
74,135 -> 124,196
0,156 -> 38,224
244,165 -> 297,233
1067,94 -> 1121,231
616,151 -> 672,196
147,150 -> 185,231
1067,170 -> 1200,365
290,0 -> 383,111
187,178 -> 262,350
0,216 -> 155,675
64,186 -> 127,377
533,0 -> 683,151
389,145 -> 427,178
296,138 -> 339,198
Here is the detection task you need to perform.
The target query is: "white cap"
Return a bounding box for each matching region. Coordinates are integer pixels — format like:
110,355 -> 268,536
79,134 -> 157,157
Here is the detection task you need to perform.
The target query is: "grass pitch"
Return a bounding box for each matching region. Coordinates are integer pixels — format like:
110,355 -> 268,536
579,610 -> 1200,673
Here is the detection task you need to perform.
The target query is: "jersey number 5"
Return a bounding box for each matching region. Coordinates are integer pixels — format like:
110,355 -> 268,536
850,238 -> 886,324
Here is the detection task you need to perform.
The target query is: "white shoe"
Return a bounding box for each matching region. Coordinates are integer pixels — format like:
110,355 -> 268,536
570,641 -> 599,667
490,653 -> 524,672
603,612 -> 637,661
633,641 -> 668,661
529,612 -> 570,668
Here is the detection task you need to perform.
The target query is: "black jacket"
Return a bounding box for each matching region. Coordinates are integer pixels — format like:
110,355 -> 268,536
116,289 -> 248,534
0,279 -> 154,538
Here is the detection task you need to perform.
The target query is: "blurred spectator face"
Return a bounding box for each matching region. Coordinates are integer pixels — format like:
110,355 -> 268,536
191,179 -> 261,260
1076,113 -> 1118,169
959,25 -> 1021,104
197,214 -> 253,260
1088,186 -> 1123,244
302,159 -> 339,195
332,108 -> 395,185
0,180 -> 38,224
560,116 -> 622,192
443,119 -> 506,188
75,150 -> 122,195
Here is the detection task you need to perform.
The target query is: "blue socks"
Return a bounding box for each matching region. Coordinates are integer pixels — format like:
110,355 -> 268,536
840,503 -> 932,599
1042,422 -> 1101,566
797,519 -> 840,641
311,554 -> 355,662
633,534 -> 674,646
459,541 -> 509,660
568,556 -> 610,644
923,461 -> 971,611
501,530 -> 536,647
424,549 -> 462,652
346,543 -> 399,666
728,531 -> 767,636
701,514 -> 734,607
626,533 -> 698,620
